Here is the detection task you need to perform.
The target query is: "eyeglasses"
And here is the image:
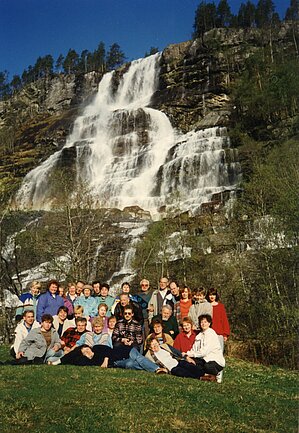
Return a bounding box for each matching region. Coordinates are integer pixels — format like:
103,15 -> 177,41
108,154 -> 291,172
124,312 -> 132,316
141,284 -> 149,287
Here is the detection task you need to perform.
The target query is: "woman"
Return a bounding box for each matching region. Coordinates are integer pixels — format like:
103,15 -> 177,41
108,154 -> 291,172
52,306 -> 72,337
58,285 -> 74,318
185,314 -> 225,382
173,317 -> 197,352
173,286 -> 192,324
206,288 -> 230,351
144,318 -> 173,353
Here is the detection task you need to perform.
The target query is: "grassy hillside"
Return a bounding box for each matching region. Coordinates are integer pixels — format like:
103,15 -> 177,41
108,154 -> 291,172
0,346 -> 297,433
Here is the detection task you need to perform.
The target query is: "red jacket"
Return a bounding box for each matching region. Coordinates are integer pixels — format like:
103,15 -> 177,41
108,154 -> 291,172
173,330 -> 197,352
211,302 -> 230,337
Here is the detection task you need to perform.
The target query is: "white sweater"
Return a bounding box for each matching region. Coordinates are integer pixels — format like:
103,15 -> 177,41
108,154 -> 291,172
187,327 -> 225,367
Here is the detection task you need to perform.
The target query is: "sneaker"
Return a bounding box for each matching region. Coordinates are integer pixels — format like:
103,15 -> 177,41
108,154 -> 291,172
155,368 -> 168,375
216,371 -> 223,383
47,359 -> 61,366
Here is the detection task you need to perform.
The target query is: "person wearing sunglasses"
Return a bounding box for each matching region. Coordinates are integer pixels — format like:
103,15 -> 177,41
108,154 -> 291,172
112,306 -> 143,352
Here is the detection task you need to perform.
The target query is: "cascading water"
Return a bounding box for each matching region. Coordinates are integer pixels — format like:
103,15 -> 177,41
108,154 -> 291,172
15,52 -> 241,216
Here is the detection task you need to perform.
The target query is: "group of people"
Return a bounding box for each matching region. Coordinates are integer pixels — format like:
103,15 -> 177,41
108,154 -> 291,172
9,277 -> 230,382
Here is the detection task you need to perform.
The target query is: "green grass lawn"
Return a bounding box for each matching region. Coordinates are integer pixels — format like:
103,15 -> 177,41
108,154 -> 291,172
0,345 -> 297,433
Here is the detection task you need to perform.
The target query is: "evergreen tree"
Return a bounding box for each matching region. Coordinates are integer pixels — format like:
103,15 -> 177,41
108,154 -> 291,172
55,54 -> 64,73
285,0 -> 299,20
106,43 -> 125,70
93,42 -> 106,72
255,0 -> 275,27
145,47 -> 159,57
63,49 -> 79,74
0,71 -> 10,99
237,1 -> 256,28
10,75 -> 22,93
193,1 -> 217,39
216,0 -> 232,27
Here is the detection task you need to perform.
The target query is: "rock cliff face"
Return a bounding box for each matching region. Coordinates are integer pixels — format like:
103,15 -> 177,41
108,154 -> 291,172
0,24 -> 296,200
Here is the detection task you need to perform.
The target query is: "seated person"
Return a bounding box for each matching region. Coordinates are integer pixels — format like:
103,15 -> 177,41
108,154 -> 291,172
15,314 -> 63,364
173,317 -> 197,353
145,337 -> 205,379
112,306 -> 143,351
10,309 -> 40,358
15,280 -> 41,322
114,293 -> 143,324
96,303 -> 109,330
74,285 -> 98,319
151,305 -> 179,338
184,314 -> 225,381
189,288 -> 213,330
76,317 -> 112,348
61,317 -> 88,353
107,315 -> 117,336
67,305 -> 92,331
53,306 -> 73,337
144,318 -> 173,353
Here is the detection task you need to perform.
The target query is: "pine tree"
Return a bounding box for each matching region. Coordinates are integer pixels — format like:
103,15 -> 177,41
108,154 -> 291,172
255,0 -> 275,27
193,1 -> 217,39
63,49 -> 79,74
216,0 -> 232,27
237,1 -> 256,28
106,43 -> 125,70
55,54 -> 64,73
285,0 -> 299,20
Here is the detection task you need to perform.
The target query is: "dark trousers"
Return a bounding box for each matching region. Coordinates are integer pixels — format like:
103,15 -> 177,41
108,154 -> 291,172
194,358 -> 223,375
171,360 -> 205,379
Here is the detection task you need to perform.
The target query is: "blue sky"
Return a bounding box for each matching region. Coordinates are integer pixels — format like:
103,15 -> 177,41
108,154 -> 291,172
0,0 -> 289,79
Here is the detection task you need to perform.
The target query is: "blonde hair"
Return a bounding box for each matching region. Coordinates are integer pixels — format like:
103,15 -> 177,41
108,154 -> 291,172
29,280 -> 41,290
92,317 -> 104,328
74,305 -> 84,314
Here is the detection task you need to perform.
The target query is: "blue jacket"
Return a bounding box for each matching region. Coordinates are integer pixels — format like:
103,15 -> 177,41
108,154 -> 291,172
36,291 -> 64,323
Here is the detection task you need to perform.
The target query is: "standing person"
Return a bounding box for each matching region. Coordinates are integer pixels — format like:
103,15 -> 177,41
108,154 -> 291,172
15,314 -> 63,364
137,278 -> 153,338
148,277 -> 171,322
173,317 -> 197,353
10,310 -> 40,357
174,286 -> 192,322
206,288 -> 230,352
58,285 -> 74,318
112,306 -> 143,351
74,285 -> 98,319
189,288 -> 212,330
95,283 -> 115,316
66,282 -> 77,306
75,281 -> 85,296
36,280 -> 64,323
15,280 -> 41,321
92,280 -> 101,297
185,314 -> 225,382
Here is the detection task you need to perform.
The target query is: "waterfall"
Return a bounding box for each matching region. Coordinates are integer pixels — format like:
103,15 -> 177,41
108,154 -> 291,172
15,52 -> 241,216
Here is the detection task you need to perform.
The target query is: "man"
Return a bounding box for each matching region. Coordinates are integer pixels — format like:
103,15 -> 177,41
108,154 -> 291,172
11,309 -> 40,357
15,280 -> 41,321
151,304 -> 179,338
94,283 -> 115,316
112,306 -> 143,351
92,280 -> 101,297
76,280 -> 85,296
148,277 -> 172,322
114,293 -> 143,324
137,278 -> 153,338
15,314 -> 63,364
60,317 -> 88,353
36,280 -> 64,323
